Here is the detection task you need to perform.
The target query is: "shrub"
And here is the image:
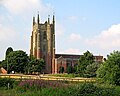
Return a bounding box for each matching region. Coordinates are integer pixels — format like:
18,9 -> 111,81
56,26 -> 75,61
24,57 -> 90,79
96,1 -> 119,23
59,66 -> 64,73
1,81 -> 120,96
0,78 -> 15,89
85,63 -> 100,78
76,83 -> 97,95
97,51 -> 120,85
17,80 -> 68,92
66,66 -> 73,74
68,83 -> 119,96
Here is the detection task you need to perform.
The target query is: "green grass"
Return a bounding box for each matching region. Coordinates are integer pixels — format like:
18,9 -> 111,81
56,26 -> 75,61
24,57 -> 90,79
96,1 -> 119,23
0,88 -> 70,96
0,89 -> 16,96
1,83 -> 120,96
1,78 -> 120,96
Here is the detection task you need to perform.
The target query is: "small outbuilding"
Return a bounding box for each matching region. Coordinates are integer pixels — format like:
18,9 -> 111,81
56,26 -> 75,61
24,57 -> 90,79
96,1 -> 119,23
0,67 -> 7,74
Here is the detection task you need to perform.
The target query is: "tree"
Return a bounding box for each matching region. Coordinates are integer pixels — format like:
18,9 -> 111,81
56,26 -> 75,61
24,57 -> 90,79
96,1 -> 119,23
85,63 -> 100,77
97,51 -> 120,85
26,56 -> 36,74
73,64 -> 78,73
6,50 -> 28,73
26,56 -> 45,74
77,51 -> 94,77
1,60 -> 7,70
59,66 -> 64,73
66,66 -> 73,74
5,47 -> 13,59
1,49 -> 45,74
36,59 -> 45,73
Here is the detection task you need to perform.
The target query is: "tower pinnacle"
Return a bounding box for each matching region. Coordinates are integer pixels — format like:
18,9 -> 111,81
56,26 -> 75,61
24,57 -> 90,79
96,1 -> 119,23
37,11 -> 40,24
33,16 -> 35,25
53,13 -> 55,24
48,15 -> 50,24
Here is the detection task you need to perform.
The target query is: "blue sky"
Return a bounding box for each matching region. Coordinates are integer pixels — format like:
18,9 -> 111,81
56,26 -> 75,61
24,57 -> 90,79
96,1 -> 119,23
0,0 -> 120,60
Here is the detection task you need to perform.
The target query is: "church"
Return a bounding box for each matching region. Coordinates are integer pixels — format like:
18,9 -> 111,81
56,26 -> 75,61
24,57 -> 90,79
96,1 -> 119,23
30,13 -> 103,74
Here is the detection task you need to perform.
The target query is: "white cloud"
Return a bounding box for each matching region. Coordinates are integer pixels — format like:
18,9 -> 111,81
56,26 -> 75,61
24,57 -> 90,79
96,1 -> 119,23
0,15 -> 5,22
59,48 -> 81,54
56,22 -> 65,37
0,23 -> 18,60
63,48 -> 80,54
68,16 -> 78,21
0,24 -> 17,41
1,0 -> 53,15
81,17 -> 87,21
69,33 -> 81,41
0,0 -> 54,61
85,24 -> 120,49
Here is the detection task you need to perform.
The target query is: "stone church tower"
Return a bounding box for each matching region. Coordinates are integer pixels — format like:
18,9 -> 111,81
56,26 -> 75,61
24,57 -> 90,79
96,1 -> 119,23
30,13 -> 55,73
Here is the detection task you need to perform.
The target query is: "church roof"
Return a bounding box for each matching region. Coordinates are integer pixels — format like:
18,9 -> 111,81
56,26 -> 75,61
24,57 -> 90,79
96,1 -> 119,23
55,54 -> 103,59
55,54 -> 81,59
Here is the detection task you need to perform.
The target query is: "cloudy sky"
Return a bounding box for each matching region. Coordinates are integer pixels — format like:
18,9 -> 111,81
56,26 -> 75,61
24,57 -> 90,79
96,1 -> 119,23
0,0 -> 120,60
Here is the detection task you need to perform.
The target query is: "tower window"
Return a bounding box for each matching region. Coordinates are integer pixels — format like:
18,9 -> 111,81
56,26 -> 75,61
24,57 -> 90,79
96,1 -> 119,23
43,31 -> 46,40
43,45 -> 46,52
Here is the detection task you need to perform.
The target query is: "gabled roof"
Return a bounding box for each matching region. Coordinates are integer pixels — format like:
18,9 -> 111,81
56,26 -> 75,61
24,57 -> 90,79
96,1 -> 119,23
0,67 -> 7,74
55,54 -> 81,59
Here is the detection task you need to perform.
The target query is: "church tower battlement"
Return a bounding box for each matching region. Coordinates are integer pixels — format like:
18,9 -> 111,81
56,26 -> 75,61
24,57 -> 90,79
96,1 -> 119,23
30,13 -> 55,73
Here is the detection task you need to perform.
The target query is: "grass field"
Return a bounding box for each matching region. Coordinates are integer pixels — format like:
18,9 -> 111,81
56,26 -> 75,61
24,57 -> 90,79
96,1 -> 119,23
0,76 -> 120,96
47,73 -> 80,78
0,78 -> 120,96
1,84 -> 120,96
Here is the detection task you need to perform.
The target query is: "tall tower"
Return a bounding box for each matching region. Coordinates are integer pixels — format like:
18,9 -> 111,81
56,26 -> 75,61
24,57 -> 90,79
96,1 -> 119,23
30,13 -> 55,73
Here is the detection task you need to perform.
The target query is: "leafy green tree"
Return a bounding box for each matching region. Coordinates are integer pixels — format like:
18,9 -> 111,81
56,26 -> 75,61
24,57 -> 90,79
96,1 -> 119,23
72,64 -> 78,73
1,60 -> 7,70
5,47 -> 13,59
97,51 -> 120,85
26,56 -> 36,74
6,50 -> 28,73
26,56 -> 45,74
59,66 -> 64,73
1,49 -> 45,74
77,51 -> 94,77
66,66 -> 73,74
85,63 -> 100,77
36,59 -> 45,73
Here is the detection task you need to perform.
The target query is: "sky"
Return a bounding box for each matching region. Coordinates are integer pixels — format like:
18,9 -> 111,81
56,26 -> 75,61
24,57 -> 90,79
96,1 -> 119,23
0,0 -> 120,60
